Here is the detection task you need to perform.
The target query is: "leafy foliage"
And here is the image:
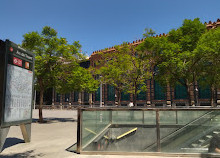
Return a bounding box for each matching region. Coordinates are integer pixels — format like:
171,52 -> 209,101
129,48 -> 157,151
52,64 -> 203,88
194,27 -> 220,106
22,26 -> 83,91
56,61 -> 99,94
97,43 -> 151,105
138,18 -> 206,105
195,27 -> 220,88
22,26 -> 91,121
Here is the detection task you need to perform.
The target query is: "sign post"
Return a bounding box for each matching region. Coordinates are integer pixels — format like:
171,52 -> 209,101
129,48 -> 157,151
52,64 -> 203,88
0,40 -> 35,151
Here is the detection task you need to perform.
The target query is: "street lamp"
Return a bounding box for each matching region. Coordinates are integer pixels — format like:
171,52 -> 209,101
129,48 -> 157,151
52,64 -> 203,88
100,75 -> 102,107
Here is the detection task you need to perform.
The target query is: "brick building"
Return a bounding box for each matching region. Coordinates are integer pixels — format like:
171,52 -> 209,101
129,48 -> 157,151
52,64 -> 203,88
50,19 -> 220,107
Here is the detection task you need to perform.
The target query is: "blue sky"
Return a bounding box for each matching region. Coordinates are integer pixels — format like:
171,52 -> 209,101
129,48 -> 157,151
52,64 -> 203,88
0,0 -> 219,56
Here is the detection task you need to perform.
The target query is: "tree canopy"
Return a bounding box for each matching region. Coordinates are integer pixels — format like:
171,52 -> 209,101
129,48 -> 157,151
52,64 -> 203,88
138,18 -> 207,105
97,43 -> 151,106
22,26 -> 96,122
194,27 -> 220,106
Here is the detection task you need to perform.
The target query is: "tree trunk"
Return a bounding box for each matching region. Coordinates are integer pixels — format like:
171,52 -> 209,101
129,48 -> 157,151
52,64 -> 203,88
186,85 -> 192,106
89,93 -> 93,107
193,73 -> 198,106
134,86 -> 137,107
39,89 -> 44,123
118,90 -> 121,106
211,86 -> 216,107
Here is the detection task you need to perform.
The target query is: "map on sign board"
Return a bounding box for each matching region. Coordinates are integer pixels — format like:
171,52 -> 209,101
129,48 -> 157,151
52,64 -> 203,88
4,64 -> 33,122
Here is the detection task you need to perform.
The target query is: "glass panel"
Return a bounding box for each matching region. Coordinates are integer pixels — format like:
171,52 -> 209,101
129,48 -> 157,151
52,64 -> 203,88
161,110 -> 220,154
82,110 -> 157,152
144,111 -> 156,125
82,111 -> 110,148
177,111 -> 208,125
160,111 -> 177,125
112,111 -> 143,124
160,111 -> 208,125
107,85 -> 115,101
107,127 -> 157,152
77,109 -> 220,155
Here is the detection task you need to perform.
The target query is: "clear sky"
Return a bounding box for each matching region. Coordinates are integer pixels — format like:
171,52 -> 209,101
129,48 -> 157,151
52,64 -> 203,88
0,0 -> 219,56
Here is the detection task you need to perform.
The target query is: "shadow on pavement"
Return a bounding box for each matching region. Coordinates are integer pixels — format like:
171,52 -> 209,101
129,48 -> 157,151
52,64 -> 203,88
32,118 -> 76,124
0,150 -> 44,158
2,138 -> 24,151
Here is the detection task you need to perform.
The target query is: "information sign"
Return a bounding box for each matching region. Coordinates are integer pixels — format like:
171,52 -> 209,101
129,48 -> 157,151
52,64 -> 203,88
0,40 -> 34,126
4,64 -> 33,122
0,39 -> 34,151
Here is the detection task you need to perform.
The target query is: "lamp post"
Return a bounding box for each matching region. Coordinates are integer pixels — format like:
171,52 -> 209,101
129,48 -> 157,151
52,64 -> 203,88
100,76 -> 102,107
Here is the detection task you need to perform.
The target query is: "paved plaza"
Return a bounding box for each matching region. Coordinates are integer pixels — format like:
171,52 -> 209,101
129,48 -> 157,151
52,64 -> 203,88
0,109 -> 199,158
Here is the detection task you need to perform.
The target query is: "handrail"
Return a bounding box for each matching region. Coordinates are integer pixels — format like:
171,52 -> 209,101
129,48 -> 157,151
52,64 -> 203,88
79,107 -> 220,111
143,110 -> 218,151
82,123 -> 111,149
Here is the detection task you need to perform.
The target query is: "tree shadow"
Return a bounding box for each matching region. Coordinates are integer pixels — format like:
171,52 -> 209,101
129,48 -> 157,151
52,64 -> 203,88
0,150 -> 44,158
32,118 -> 76,124
2,138 -> 24,151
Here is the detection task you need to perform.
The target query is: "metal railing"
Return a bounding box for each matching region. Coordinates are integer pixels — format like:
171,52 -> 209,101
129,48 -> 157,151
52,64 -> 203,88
74,107 -> 220,157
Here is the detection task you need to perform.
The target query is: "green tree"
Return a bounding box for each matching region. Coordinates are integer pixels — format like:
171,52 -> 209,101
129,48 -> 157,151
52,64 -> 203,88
138,18 -> 206,105
122,44 -> 151,106
195,27 -> 220,106
56,60 -> 99,96
98,43 -> 151,106
96,48 -> 130,106
22,26 -> 82,122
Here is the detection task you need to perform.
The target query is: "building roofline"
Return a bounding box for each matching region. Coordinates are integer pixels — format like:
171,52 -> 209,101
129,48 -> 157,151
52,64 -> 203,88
90,19 -> 220,58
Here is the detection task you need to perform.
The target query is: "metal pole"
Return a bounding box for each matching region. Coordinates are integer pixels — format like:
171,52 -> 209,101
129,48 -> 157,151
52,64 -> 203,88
176,110 -> 178,124
77,108 -> 82,153
156,110 -> 161,152
100,82 -> 102,107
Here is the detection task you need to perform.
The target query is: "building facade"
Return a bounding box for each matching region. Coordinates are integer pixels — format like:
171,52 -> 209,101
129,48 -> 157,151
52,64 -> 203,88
49,19 -> 220,107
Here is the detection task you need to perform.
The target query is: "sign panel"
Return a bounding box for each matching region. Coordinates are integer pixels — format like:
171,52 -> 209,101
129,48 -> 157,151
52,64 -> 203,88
4,65 -> 33,122
2,40 -> 34,125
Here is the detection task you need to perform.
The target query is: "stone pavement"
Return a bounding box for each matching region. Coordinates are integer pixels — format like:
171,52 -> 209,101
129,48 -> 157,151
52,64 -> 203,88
0,109 -> 198,158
